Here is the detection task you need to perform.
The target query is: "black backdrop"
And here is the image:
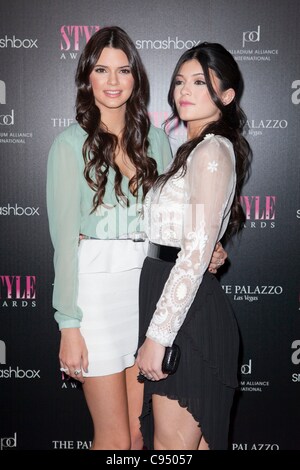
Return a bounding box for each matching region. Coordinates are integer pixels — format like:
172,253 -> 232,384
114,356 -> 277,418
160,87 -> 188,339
0,0 -> 299,451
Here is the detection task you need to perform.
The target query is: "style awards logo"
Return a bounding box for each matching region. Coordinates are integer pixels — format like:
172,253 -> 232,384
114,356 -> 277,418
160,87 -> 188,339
291,340 -> 300,383
0,80 -> 33,144
0,275 -> 36,308
239,359 -> 270,393
230,25 -> 279,63
60,25 -> 100,60
291,80 -> 300,105
240,195 -> 275,229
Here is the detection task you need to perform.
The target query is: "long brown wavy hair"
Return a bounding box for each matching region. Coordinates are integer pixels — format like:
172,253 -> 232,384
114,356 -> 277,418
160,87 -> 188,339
158,42 -> 251,236
75,26 -> 158,210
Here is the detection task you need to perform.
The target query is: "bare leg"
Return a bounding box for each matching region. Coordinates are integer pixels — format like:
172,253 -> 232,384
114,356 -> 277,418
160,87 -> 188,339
82,371 -> 131,450
126,363 -> 144,450
152,395 -> 206,450
198,435 -> 210,450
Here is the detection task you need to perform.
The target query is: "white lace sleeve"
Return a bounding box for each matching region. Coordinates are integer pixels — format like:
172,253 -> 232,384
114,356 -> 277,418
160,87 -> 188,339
146,136 -> 236,346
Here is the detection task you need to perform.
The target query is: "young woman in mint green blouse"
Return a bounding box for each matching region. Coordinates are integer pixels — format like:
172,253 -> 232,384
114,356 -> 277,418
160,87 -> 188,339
47,27 -> 226,451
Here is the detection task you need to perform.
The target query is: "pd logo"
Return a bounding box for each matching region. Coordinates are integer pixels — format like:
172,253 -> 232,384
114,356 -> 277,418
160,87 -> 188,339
242,25 -> 260,47
0,432 -> 17,450
241,359 -> 252,375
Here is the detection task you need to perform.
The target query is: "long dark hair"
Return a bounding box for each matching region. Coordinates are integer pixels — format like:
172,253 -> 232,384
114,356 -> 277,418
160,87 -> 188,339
75,26 -> 158,210
158,42 -> 251,235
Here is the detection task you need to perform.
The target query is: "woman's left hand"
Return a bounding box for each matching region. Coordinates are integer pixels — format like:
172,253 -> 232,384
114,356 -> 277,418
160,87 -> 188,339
136,337 -> 168,381
208,241 -> 227,273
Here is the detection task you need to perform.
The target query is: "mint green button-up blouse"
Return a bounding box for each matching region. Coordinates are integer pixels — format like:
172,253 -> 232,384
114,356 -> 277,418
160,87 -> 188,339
47,123 -> 172,329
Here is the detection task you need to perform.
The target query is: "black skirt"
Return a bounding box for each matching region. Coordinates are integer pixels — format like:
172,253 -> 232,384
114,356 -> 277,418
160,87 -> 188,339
138,256 -> 240,450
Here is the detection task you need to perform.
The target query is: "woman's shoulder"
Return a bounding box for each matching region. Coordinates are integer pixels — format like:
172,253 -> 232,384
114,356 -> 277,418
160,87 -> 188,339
53,123 -> 87,145
193,133 -> 234,158
148,124 -> 168,143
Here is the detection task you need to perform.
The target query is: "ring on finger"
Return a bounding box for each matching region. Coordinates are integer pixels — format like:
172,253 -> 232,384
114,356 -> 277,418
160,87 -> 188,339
74,369 -> 81,376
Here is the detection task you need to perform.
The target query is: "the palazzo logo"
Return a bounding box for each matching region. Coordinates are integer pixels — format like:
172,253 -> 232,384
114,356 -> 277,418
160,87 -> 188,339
291,340 -> 300,383
0,275 -> 36,308
222,283 -> 283,302
230,25 -> 279,63
246,118 -> 288,137
291,80 -> 300,105
240,195 -> 275,229
60,25 -> 100,59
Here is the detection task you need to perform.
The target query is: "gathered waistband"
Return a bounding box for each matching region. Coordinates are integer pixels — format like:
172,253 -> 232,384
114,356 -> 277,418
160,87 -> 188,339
80,232 -> 147,242
147,242 -> 181,263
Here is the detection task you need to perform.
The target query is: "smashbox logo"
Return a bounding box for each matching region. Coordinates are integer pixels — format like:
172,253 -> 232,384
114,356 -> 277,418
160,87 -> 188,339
291,80 -> 300,105
0,204 -> 40,216
0,35 -> 38,48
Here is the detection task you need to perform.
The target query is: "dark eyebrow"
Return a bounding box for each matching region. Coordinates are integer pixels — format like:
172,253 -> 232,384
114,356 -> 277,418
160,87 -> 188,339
175,72 -> 205,77
94,64 -> 131,69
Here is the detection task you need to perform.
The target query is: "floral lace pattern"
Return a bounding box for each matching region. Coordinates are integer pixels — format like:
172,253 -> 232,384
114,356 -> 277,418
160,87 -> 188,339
144,134 -> 236,346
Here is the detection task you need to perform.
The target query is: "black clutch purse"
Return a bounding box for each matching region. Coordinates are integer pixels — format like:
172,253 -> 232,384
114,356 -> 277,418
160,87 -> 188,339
162,344 -> 181,374
137,344 -> 181,383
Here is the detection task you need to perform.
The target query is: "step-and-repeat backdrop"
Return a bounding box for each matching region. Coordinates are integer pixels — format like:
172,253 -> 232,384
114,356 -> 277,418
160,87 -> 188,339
0,0 -> 299,451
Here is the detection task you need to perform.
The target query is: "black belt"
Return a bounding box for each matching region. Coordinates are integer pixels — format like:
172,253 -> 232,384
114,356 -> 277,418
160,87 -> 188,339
147,242 -> 180,263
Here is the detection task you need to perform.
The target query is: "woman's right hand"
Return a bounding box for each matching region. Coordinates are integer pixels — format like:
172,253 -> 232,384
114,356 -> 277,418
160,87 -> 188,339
59,328 -> 89,383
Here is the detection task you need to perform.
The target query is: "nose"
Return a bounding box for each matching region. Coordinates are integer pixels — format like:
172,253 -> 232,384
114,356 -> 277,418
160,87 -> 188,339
180,82 -> 191,96
108,71 -> 119,85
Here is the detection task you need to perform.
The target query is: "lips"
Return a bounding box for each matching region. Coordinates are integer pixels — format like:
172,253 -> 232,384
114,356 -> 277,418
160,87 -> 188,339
179,101 -> 193,106
104,90 -> 122,97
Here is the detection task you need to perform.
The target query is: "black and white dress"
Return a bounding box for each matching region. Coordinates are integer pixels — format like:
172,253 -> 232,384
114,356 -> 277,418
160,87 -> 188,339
138,134 -> 240,450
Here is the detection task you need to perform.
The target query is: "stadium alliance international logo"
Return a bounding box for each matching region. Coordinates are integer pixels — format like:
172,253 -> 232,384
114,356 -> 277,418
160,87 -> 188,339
60,25 -> 100,59
291,340 -> 300,383
0,432 -> 17,450
0,80 -> 33,143
240,195 -> 275,229
0,275 -> 36,308
291,80 -> 300,105
230,25 -> 279,63
240,359 -> 270,393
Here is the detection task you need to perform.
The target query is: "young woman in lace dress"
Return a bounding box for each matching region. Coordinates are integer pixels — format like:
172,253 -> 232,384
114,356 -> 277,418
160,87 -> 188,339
136,42 -> 251,450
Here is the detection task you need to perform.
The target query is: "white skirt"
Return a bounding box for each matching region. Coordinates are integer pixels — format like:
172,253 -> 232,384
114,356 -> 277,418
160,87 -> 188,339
77,239 -> 148,377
